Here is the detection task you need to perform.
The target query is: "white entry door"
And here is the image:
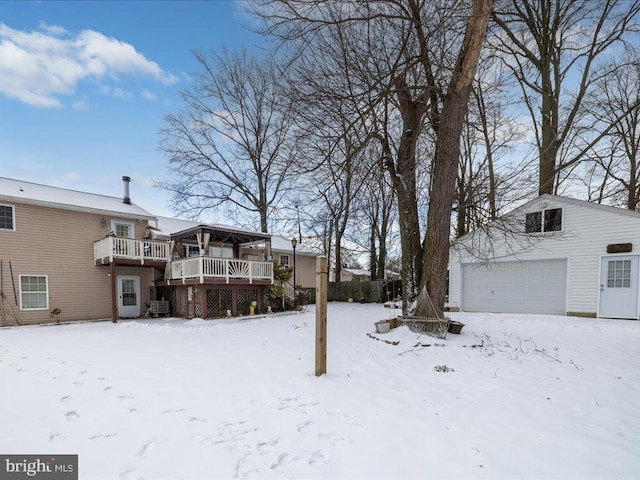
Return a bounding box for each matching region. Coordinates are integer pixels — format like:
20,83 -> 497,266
599,255 -> 639,319
117,275 -> 140,318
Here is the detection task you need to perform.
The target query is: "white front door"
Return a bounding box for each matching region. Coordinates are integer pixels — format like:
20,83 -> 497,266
117,275 -> 140,318
599,255 -> 639,319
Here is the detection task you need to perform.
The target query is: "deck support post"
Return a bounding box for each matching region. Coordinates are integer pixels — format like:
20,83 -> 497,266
199,286 -> 207,319
110,261 -> 118,323
257,286 -> 263,313
231,287 -> 237,316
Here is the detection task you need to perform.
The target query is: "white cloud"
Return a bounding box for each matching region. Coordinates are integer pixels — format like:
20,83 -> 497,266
98,85 -> 133,101
140,89 -> 157,101
0,22 -> 178,108
37,21 -> 69,37
72,100 -> 88,111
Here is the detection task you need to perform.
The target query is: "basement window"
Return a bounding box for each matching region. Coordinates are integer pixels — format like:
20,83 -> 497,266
19,275 -> 49,310
526,208 -> 562,233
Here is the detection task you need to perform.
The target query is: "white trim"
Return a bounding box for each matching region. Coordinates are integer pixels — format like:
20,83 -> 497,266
0,203 -> 16,231
597,253 -> 640,319
525,207 -> 563,234
18,274 -> 49,311
117,275 -> 141,318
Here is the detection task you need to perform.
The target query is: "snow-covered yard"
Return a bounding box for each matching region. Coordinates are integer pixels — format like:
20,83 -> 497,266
1,302 -> 639,479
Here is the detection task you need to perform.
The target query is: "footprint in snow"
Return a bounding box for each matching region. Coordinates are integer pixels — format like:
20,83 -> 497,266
65,411 -> 79,422
60,396 -> 72,403
188,417 -> 208,423
309,450 -> 328,466
318,432 -> 350,447
297,421 -> 314,432
139,439 -> 156,458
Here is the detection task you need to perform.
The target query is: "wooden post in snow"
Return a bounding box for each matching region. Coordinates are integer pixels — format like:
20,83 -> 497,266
315,256 -> 327,376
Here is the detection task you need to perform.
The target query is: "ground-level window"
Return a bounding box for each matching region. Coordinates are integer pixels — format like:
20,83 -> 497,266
280,254 -> 290,268
19,275 -> 49,310
0,204 -> 15,231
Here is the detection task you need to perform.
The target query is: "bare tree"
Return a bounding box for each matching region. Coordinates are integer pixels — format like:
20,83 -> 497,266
253,0 -> 494,315
417,0 -> 494,317
455,63 -> 528,237
491,0 -> 640,196
584,57 -> 640,210
159,48 -> 294,232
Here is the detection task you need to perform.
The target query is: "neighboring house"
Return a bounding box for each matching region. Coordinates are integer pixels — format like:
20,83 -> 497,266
449,194 -> 640,320
0,177 -> 276,326
339,268 -> 400,282
269,235 -> 318,290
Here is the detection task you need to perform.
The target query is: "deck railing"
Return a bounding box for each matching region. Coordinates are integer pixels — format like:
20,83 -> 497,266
169,257 -> 273,284
93,237 -> 171,264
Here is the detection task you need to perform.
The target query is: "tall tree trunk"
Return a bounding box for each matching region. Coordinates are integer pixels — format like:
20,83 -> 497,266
539,65 -> 558,195
370,219 -> 378,280
418,0 -> 494,317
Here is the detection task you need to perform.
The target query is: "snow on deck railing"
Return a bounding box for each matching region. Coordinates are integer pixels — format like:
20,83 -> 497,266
93,237 -> 171,264
169,257 -> 273,284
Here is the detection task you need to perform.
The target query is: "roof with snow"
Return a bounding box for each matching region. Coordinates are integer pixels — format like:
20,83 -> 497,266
270,235 -> 319,255
153,216 -> 271,243
0,177 -> 156,220
517,194 -> 640,219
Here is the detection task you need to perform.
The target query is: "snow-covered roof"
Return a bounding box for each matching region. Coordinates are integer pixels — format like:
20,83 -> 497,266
343,268 -> 371,277
518,194 -> 640,219
343,268 -> 400,278
270,234 -> 319,256
153,216 -> 271,241
0,177 -> 156,220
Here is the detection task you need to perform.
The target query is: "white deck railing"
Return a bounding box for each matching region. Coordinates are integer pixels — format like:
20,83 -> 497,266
93,237 -> 171,264
169,257 -> 273,284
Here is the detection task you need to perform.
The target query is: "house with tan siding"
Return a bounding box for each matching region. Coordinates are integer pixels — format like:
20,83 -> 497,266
449,195 -> 640,320
0,177 -> 278,326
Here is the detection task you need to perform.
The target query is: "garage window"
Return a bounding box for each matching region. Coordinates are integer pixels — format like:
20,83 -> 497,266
526,208 -> 562,233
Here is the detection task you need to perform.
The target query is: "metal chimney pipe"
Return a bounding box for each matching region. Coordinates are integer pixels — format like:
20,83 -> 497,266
122,176 -> 131,204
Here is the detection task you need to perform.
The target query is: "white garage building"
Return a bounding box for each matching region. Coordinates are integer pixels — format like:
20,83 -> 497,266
448,195 -> 640,319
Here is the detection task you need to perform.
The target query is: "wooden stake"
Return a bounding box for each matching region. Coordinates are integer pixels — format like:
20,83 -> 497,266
315,256 -> 327,376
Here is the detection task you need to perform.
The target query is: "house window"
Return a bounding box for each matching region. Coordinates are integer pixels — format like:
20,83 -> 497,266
525,208 -> 562,233
280,254 -> 290,268
0,204 -> 15,231
184,244 -> 200,257
19,275 -> 49,310
112,220 -> 134,238
525,212 -> 542,233
607,260 -> 631,288
209,246 -> 234,258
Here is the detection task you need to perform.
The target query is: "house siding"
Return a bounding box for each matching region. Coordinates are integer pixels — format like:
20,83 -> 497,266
0,201 -> 154,326
450,197 -> 640,316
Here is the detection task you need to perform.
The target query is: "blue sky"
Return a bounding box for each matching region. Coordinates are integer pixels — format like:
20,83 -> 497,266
0,0 -> 262,217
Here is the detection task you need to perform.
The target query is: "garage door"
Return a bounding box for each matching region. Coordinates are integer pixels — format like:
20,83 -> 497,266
462,259 -> 567,314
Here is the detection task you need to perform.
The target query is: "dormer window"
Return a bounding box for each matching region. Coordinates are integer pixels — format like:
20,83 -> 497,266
525,208 -> 562,233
